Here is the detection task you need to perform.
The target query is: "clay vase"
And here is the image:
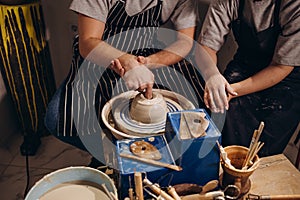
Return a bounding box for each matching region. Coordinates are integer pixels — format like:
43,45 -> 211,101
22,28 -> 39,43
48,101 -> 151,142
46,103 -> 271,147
221,145 -> 259,197
129,92 -> 168,124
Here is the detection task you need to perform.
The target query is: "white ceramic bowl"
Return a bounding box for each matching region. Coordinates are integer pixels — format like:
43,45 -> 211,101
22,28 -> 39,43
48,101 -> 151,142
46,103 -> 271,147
129,91 -> 168,124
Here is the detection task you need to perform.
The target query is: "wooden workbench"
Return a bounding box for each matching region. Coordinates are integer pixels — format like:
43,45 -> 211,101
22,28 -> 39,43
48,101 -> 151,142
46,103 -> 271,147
245,154 -> 300,199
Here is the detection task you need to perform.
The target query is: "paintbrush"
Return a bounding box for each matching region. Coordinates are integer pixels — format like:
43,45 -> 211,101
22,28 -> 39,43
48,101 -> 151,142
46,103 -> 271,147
242,122 -> 265,169
216,141 -> 235,169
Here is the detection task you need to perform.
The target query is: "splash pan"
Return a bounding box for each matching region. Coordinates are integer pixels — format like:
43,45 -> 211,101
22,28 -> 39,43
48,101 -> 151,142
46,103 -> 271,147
101,89 -> 195,139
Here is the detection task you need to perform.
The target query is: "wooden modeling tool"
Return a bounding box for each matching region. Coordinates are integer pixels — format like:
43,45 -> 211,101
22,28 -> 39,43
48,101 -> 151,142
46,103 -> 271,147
143,178 -> 174,200
181,191 -> 225,200
242,121 -> 265,170
247,193 -> 300,200
179,112 -> 208,139
134,172 -> 144,200
120,153 -> 182,171
216,141 -> 234,169
200,180 -> 219,194
128,175 -> 134,200
167,186 -> 181,200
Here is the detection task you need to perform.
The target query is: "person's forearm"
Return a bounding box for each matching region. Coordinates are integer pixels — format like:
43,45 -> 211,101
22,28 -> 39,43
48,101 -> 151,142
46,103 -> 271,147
146,27 -> 195,68
232,64 -> 294,97
80,37 -> 133,68
78,13 -> 135,68
195,44 -> 220,81
147,39 -> 192,66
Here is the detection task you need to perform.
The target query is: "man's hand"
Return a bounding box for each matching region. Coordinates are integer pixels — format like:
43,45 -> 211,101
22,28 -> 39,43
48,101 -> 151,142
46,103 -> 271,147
109,59 -> 125,76
123,65 -> 154,99
204,74 -> 237,113
110,57 -> 154,99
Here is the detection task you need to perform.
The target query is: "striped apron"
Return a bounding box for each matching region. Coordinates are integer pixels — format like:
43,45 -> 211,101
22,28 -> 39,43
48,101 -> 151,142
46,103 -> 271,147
51,0 -> 205,148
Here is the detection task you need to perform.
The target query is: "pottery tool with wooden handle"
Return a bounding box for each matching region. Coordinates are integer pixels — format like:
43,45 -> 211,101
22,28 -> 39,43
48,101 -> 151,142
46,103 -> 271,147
128,175 -> 134,200
167,186 -> 181,200
143,178 -> 174,200
134,172 -> 144,200
181,191 -> 225,200
246,193 -> 300,200
120,153 -> 182,171
242,121 -> 265,170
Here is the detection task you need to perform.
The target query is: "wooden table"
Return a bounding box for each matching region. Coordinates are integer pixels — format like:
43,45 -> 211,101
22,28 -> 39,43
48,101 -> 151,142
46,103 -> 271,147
245,154 -> 300,199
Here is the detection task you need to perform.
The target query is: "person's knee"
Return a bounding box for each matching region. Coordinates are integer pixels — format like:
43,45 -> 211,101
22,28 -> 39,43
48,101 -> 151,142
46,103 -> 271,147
44,87 -> 63,134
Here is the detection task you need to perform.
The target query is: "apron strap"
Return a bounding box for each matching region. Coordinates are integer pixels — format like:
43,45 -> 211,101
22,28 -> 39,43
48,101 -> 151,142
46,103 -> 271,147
274,0 -> 281,26
237,0 -> 245,21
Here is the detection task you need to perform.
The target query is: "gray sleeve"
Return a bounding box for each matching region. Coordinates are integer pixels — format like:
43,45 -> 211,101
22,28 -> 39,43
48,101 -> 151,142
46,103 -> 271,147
198,0 -> 238,51
273,0 -> 300,66
169,0 -> 198,30
69,0 -> 111,23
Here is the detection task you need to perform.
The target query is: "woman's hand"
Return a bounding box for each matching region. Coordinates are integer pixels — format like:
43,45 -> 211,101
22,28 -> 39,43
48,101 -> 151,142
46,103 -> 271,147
204,74 -> 237,113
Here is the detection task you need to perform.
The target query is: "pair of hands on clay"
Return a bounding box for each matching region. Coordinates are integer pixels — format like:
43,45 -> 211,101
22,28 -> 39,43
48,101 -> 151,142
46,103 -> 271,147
109,54 -> 154,99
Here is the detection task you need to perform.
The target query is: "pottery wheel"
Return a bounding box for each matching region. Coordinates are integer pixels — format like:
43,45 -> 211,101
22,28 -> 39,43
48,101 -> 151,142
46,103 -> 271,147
102,89 -> 195,138
112,96 -> 182,136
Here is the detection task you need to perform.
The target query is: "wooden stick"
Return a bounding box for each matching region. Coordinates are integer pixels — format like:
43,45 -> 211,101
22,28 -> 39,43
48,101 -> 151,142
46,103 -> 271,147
120,153 -> 182,171
243,142 -> 264,170
128,188 -> 134,200
254,142 -> 264,156
143,178 -> 174,200
259,194 -> 300,199
242,142 -> 258,169
216,141 -> 234,169
167,186 -> 181,200
258,121 -> 265,135
200,180 -> 219,194
242,130 -> 258,168
243,122 -> 265,169
253,122 -> 264,148
249,142 -> 260,161
128,175 -> 134,200
248,159 -> 260,170
249,142 -> 264,163
249,130 -> 259,151
181,191 -> 224,200
134,172 -> 144,200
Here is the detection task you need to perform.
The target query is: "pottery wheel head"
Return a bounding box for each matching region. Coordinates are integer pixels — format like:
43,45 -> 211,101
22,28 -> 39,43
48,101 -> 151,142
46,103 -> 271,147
129,91 -> 168,124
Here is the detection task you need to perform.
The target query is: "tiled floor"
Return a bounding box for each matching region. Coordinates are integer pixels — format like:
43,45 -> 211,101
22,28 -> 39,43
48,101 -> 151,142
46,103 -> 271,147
0,129 -> 299,200
0,132 -> 91,200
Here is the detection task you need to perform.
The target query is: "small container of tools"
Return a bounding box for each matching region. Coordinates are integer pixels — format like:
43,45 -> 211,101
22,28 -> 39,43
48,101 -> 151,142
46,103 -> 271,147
221,145 -> 260,197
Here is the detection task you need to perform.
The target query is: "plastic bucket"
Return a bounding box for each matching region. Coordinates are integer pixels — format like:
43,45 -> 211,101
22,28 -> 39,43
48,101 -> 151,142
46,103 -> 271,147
25,166 -> 118,200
